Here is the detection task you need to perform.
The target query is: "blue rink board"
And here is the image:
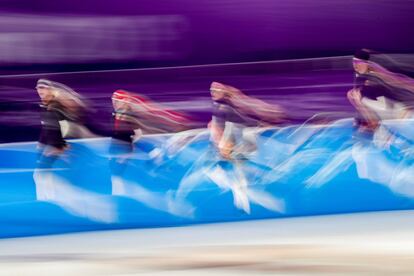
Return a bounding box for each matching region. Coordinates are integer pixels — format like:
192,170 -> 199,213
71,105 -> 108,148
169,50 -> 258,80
1,118 -> 414,238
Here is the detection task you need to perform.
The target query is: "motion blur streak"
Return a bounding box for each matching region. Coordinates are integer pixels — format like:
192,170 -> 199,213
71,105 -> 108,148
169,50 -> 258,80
0,14 -> 189,64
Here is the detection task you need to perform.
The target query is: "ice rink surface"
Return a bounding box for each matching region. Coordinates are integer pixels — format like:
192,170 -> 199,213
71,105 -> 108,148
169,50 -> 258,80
1,210 -> 414,275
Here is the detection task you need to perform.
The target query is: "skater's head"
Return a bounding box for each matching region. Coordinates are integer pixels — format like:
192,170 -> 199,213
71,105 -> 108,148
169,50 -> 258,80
36,79 -> 56,105
210,82 -> 228,101
210,82 -> 243,102
353,49 -> 371,74
112,90 -> 132,112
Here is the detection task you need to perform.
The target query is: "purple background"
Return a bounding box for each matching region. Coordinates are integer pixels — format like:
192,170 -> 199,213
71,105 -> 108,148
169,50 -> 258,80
0,0 -> 413,71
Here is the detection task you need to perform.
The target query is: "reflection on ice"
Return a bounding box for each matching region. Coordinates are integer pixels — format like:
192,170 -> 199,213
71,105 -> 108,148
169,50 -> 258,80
305,148 -> 353,188
34,170 -> 117,223
353,142 -> 414,197
112,176 -> 195,218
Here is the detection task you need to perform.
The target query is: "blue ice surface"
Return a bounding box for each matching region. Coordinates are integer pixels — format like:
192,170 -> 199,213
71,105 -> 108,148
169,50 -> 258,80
0,118 -> 414,238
